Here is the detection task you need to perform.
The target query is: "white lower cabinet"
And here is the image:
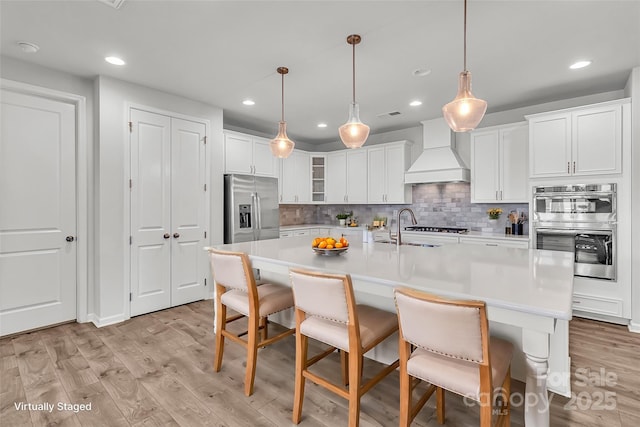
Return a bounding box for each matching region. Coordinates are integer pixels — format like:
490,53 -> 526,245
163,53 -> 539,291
401,233 -> 459,246
459,236 -> 529,249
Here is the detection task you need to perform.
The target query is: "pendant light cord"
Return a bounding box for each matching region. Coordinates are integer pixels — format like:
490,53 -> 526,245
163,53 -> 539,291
463,0 -> 467,72
352,40 -> 356,104
281,72 -> 285,122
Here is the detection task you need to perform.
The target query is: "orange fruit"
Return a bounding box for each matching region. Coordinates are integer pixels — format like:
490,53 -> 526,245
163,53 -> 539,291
326,244 -> 334,249
326,238 -> 336,246
343,240 -> 349,247
318,241 -> 327,249
335,242 -> 343,248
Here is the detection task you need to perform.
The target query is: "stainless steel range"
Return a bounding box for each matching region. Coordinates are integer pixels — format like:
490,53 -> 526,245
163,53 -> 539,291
404,226 -> 469,234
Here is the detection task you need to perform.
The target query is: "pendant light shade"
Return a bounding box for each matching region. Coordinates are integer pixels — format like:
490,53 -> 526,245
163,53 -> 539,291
442,71 -> 487,132
442,0 -> 487,132
270,67 -> 295,158
339,34 -> 369,149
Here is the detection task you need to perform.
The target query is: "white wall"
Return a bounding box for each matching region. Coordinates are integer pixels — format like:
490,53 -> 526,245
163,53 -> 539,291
624,67 -> 640,333
94,76 -> 223,325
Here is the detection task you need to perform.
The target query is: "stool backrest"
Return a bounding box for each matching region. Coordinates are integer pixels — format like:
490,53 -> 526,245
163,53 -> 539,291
208,248 -> 254,292
394,287 -> 488,364
289,269 -> 353,324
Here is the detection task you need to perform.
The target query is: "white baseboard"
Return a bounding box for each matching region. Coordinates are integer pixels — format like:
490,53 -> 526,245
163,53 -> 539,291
628,321 -> 640,333
90,312 -> 128,328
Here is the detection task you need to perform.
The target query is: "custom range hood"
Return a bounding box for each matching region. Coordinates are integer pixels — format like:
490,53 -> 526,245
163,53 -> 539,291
404,117 -> 470,184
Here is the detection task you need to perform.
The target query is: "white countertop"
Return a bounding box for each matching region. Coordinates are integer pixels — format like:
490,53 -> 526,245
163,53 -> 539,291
211,236 -> 573,320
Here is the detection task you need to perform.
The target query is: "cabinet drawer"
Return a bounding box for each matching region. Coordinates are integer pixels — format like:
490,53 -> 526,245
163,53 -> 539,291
293,230 -> 311,237
279,231 -> 293,238
572,293 -> 623,317
459,237 -> 529,249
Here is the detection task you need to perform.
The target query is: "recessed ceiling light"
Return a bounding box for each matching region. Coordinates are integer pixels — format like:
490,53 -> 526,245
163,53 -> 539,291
570,60 -> 592,70
17,41 -> 39,53
105,56 -> 125,66
413,68 -> 432,77
242,99 -> 255,106
317,123 -> 327,128
409,100 -> 423,107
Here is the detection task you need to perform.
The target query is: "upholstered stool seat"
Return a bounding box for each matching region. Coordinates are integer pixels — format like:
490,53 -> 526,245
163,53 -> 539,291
220,284 -> 294,318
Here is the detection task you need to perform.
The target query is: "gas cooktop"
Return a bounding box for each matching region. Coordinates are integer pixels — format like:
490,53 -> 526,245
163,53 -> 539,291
403,226 -> 469,234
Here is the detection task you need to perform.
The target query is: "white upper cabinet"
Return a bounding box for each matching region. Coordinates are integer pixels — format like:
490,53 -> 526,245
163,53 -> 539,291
367,141 -> 412,204
471,123 -> 528,203
279,149 -> 310,204
326,150 -> 367,204
224,131 -> 279,178
527,99 -> 627,178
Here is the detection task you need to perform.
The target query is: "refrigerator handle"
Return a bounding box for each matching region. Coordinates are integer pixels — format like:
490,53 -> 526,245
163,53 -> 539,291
256,193 -> 262,230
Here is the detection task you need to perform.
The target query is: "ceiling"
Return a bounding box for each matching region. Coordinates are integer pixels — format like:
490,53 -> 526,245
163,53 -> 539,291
1,1 -> 639,145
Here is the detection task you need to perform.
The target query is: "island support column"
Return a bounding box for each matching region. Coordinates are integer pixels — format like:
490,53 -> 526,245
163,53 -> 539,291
522,329 -> 551,427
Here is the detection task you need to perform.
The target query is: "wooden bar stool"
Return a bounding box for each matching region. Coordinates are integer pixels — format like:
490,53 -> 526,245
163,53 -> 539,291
394,287 -> 514,426
208,248 -> 295,396
289,268 -> 399,427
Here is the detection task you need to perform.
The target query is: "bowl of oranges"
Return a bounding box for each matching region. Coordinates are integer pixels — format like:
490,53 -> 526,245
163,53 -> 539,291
311,236 -> 349,256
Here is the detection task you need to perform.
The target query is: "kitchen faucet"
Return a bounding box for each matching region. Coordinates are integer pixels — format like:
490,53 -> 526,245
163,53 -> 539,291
389,208 -> 418,247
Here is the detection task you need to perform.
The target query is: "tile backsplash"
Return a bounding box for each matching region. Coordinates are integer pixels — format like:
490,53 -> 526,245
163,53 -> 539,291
280,182 -> 529,234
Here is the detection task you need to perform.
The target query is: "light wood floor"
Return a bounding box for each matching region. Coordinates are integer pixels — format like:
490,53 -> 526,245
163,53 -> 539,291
1,300 -> 639,426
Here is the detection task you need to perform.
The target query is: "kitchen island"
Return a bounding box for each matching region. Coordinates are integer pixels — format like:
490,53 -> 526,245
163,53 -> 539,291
209,237 -> 574,427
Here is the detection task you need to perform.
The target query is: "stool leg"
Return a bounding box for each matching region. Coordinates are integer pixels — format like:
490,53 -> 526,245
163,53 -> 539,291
340,350 -> 349,386
436,387 -> 445,424
259,316 -> 268,343
347,349 -> 362,427
292,332 -> 308,424
398,339 -> 412,427
244,314 -> 259,396
214,299 -> 226,372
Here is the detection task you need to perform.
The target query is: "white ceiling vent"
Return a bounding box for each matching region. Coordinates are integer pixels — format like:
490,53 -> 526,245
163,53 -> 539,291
376,111 -> 402,118
97,0 -> 126,9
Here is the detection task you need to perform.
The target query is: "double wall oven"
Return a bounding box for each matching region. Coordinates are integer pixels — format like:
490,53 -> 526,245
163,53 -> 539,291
533,184 -> 616,281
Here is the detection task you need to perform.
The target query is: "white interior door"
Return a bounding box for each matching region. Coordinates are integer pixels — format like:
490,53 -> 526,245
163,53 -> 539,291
170,118 -> 206,306
0,89 -> 77,336
130,109 -> 171,316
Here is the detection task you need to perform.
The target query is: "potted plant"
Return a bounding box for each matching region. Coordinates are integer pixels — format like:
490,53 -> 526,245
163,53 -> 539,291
336,211 -> 352,226
487,207 -> 503,221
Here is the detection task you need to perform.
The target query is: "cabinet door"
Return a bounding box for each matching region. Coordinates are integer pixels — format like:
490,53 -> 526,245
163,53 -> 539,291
367,146 -> 386,203
295,151 -> 311,203
280,152 -> 298,203
310,155 -> 326,203
253,137 -> 278,177
346,150 -> 368,203
500,125 -> 529,202
529,114 -> 571,177
572,104 -> 621,176
224,132 -> 253,174
326,152 -> 347,203
384,144 -> 410,204
471,131 -> 500,202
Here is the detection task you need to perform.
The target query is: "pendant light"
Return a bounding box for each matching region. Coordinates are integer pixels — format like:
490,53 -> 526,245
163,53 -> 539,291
270,67 -> 295,158
339,34 -> 370,149
442,0 -> 487,132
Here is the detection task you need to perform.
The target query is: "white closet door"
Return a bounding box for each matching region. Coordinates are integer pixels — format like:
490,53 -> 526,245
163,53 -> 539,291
0,89 -> 77,336
130,109 -> 171,316
170,118 -> 207,306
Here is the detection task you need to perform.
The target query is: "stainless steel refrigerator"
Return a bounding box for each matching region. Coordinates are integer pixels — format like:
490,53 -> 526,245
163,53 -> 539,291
224,174 -> 280,243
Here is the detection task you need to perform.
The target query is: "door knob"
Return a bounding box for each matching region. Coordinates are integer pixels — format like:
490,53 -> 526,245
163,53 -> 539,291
66,236 -> 75,242
173,233 -> 180,238
163,233 -> 170,239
